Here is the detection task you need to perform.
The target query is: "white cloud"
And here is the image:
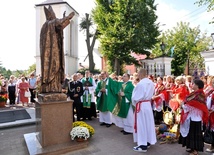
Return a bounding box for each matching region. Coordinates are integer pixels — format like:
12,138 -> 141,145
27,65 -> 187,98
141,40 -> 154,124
155,0 -> 214,35
0,1 -> 38,70
156,3 -> 190,31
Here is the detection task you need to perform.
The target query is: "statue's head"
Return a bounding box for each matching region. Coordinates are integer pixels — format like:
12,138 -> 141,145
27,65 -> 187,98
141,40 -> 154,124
44,5 -> 56,20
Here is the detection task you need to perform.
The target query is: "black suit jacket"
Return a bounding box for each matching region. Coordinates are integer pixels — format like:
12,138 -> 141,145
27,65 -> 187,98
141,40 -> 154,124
67,80 -> 83,103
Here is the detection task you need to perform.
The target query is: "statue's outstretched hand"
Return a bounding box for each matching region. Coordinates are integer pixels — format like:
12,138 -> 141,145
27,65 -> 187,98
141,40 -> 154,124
61,12 -> 75,29
68,12 -> 75,19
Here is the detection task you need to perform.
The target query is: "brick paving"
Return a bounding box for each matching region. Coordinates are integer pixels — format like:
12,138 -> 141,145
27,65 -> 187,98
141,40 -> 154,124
0,107 -> 212,155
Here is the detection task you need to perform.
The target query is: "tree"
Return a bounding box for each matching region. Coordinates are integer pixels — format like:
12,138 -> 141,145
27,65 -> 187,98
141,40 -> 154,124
151,22 -> 210,76
0,63 -> 36,79
92,0 -> 160,75
79,13 -> 98,72
27,64 -> 36,75
195,0 -> 214,23
195,0 -> 214,11
0,66 -> 12,79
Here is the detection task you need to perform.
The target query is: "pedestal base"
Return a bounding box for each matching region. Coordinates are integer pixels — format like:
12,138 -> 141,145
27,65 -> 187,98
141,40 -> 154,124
24,132 -> 88,155
36,99 -> 73,147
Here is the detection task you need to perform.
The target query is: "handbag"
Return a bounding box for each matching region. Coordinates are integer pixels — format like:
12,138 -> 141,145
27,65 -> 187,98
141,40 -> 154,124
204,123 -> 213,144
24,90 -> 31,97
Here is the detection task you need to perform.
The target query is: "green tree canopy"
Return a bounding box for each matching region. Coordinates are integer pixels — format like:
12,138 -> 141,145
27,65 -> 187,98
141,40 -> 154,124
92,0 -> 160,75
152,22 -> 211,76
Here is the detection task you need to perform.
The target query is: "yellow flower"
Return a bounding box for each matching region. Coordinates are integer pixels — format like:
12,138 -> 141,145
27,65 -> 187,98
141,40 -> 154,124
72,121 -> 95,137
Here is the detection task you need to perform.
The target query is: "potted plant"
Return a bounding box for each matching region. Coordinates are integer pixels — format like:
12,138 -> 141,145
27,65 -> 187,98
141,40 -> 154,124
0,93 -> 8,108
70,126 -> 90,142
70,121 -> 95,142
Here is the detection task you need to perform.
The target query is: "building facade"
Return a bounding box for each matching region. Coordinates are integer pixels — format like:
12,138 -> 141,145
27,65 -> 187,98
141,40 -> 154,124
201,50 -> 214,76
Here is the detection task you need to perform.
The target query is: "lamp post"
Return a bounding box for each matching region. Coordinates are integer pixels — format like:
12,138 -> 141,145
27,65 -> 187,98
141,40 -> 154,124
160,42 -> 166,76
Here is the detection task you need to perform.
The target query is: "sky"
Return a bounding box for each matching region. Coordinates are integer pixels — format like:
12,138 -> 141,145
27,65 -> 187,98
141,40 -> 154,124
0,0 -> 213,71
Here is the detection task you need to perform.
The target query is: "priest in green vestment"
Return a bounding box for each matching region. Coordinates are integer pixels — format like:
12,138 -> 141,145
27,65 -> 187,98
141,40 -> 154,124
81,70 -> 97,120
95,71 -> 120,127
112,73 -> 134,134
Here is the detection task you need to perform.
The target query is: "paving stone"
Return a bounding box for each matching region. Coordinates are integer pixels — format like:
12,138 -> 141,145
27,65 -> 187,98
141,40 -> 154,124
0,109 -> 211,155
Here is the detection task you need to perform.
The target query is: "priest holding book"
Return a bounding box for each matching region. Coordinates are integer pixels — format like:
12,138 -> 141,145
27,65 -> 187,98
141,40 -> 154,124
81,70 -> 97,120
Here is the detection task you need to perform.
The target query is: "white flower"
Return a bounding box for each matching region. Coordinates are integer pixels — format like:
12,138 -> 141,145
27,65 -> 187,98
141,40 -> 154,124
70,126 -> 90,140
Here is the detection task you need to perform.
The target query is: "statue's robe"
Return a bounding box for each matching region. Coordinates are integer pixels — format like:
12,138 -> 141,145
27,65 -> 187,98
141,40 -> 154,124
40,6 -> 73,93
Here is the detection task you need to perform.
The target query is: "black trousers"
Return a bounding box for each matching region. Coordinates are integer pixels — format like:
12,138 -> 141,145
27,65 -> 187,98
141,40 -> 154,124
73,101 -> 83,121
29,88 -> 36,102
82,102 -> 97,119
9,92 -> 16,105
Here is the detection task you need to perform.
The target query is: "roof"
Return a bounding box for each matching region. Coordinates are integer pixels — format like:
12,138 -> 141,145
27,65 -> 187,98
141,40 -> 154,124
40,0 -> 64,4
130,52 -> 147,60
35,0 -> 79,15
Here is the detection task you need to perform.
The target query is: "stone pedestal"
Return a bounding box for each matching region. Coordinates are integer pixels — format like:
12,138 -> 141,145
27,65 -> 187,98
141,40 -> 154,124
24,93 -> 88,154
36,98 -> 72,147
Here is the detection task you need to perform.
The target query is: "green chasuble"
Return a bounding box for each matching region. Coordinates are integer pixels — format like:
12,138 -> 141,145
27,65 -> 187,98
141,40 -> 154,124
81,77 -> 93,86
112,81 -> 134,118
95,78 -> 120,112
81,77 -> 93,108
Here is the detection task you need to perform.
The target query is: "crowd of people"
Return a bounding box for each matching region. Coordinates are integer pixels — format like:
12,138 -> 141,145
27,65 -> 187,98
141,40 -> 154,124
64,69 -> 214,155
0,73 -> 39,107
2,69 -> 214,154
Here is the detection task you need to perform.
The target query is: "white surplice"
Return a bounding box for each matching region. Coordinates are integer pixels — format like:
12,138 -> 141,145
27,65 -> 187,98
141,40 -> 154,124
99,111 -> 112,124
132,78 -> 157,146
112,104 -> 134,132
81,78 -> 97,103
123,105 -> 134,133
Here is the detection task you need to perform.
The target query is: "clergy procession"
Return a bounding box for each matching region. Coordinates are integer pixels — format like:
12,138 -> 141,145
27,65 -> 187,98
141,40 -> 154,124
64,68 -> 214,155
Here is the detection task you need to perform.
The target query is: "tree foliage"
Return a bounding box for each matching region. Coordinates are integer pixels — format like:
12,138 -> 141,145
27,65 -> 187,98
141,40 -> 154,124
152,22 -> 211,76
0,63 -> 36,79
195,0 -> 214,23
92,0 -> 160,75
195,0 -> 214,11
